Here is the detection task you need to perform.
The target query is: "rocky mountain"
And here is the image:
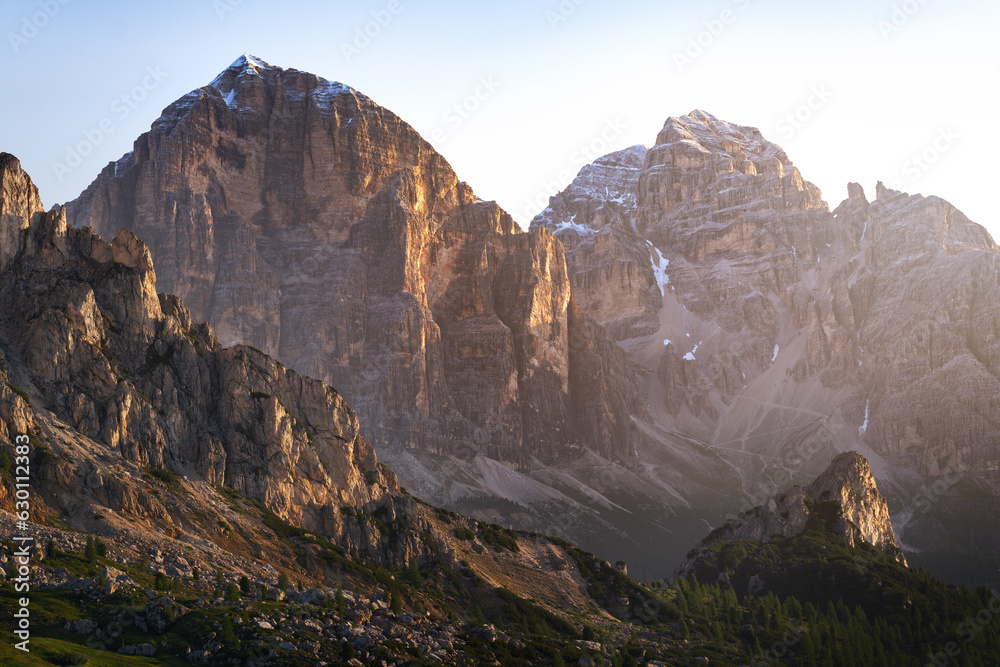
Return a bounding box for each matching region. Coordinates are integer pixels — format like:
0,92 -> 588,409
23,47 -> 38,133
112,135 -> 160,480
534,110 -> 857,476
66,54 -> 639,467
532,110 -> 1000,582
0,151 -> 424,563
7,152 -> 919,667
0,153 -> 712,666
534,144 -> 659,341
4,60 -> 1000,665
62,55 -> 1000,582
675,452 -> 907,579
64,56 -> 744,578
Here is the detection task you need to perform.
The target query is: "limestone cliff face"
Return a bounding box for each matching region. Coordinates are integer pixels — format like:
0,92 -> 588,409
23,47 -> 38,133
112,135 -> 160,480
67,55 -> 637,464
805,452 -> 904,560
532,145 -> 660,340
532,110 -> 1000,494
831,183 -> 1000,477
0,153 -> 429,562
675,452 -> 907,578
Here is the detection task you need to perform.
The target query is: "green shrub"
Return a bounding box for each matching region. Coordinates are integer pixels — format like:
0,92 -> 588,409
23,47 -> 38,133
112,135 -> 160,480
84,536 -> 97,564
336,585 -> 346,616
5,381 -> 31,406
480,524 -> 520,552
341,642 -> 356,660
255,503 -> 306,539
145,467 -> 183,491
405,560 -> 424,589
219,617 -> 240,651
48,651 -> 88,666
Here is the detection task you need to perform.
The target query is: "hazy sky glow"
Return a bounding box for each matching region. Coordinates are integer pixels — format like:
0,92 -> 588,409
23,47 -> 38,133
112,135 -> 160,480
3,0 -> 997,234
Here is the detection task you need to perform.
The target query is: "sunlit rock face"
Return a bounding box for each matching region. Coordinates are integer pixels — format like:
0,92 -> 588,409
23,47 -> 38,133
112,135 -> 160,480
0,153 -> 424,562
67,55 -> 643,467
674,451 -> 908,580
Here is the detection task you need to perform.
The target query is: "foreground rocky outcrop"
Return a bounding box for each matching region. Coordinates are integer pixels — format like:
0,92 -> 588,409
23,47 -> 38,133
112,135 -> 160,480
0,152 -> 430,563
675,452 -> 907,579
67,54 -> 641,466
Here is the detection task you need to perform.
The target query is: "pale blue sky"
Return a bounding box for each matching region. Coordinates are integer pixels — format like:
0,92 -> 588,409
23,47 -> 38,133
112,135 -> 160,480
2,0 -> 997,234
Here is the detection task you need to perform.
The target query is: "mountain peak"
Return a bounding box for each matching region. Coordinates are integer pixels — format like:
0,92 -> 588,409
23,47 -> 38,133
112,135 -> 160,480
804,452 -> 905,560
147,55 -> 356,135
674,452 -> 907,579
236,52 -> 271,69
807,451 -> 875,497
208,53 -> 280,95
0,152 -> 45,272
655,110 -> 789,165
685,108 -> 720,123
209,53 -> 281,78
210,53 -> 275,86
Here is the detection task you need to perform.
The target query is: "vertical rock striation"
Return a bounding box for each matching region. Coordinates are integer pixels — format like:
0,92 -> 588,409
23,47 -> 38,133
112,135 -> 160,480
533,110 -> 1000,489
0,153 -> 427,562
67,55 -> 642,466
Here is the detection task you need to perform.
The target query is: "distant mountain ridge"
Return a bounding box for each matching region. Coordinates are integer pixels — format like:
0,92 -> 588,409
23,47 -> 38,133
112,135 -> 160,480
65,57 -> 1000,583
533,109 -> 1000,582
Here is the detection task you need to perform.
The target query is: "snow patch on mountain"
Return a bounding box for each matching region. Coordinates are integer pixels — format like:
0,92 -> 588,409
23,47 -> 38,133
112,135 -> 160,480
553,214 -> 596,237
647,241 -> 670,296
